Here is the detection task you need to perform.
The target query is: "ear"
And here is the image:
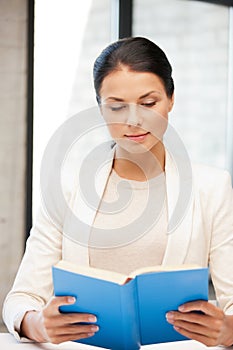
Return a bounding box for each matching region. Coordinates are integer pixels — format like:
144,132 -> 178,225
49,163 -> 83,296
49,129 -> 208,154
168,93 -> 175,112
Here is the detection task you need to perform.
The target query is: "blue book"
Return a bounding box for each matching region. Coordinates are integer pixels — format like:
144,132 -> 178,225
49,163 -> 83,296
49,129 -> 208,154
52,261 -> 208,350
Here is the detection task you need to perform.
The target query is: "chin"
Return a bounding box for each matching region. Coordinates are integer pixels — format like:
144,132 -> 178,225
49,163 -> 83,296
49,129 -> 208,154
114,138 -> 155,154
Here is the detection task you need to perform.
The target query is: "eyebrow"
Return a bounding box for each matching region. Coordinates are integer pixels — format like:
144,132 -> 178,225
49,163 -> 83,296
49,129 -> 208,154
139,90 -> 162,99
104,91 -> 161,102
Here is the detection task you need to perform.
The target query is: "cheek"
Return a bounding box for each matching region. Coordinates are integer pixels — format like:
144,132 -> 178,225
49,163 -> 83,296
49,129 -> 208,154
153,105 -> 169,118
143,111 -> 168,137
107,124 -> 125,138
153,98 -> 173,116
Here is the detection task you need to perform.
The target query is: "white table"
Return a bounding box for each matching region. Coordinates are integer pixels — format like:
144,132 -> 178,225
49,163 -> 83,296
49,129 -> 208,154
0,333 -> 231,350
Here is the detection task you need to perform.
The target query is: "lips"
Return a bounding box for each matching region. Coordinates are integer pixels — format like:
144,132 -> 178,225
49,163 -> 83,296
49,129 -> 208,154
125,132 -> 149,142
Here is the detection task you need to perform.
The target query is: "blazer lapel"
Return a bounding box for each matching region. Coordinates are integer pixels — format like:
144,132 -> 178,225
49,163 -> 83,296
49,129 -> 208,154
162,149 -> 194,265
64,143 -> 115,265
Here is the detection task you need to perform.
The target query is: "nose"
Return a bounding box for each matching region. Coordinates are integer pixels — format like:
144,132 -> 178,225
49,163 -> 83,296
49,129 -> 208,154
127,104 -> 143,126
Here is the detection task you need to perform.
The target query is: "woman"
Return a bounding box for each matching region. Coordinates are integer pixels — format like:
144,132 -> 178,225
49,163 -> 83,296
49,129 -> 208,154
3,37 -> 233,347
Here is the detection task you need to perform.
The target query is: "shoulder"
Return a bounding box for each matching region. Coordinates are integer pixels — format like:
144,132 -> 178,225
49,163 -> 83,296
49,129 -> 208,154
192,162 -> 231,184
192,163 -> 231,183
191,162 -> 232,198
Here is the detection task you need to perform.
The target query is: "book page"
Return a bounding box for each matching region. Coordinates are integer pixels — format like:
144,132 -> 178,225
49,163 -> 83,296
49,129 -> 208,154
54,260 -> 202,285
128,264 -> 202,279
54,260 -> 129,285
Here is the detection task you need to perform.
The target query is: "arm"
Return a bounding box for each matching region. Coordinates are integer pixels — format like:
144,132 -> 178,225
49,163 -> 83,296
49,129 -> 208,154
2,205 -> 62,341
166,171 -> 233,347
2,205 -> 99,344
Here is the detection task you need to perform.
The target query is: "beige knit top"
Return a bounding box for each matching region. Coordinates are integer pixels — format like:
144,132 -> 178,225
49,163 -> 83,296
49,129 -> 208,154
89,169 -> 168,275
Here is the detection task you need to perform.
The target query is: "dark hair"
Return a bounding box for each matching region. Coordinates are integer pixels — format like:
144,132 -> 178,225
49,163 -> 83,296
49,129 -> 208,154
93,37 -> 174,104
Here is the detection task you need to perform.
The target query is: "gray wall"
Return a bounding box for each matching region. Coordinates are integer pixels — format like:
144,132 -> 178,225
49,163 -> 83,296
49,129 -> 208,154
0,0 -> 28,331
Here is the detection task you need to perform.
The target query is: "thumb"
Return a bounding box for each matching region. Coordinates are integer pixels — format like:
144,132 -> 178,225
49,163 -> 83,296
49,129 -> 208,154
178,300 -> 218,317
49,295 -> 76,313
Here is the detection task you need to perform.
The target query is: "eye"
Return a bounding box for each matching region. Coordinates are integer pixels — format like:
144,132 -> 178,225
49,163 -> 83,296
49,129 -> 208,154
141,101 -> 156,108
106,103 -> 127,112
111,105 -> 126,111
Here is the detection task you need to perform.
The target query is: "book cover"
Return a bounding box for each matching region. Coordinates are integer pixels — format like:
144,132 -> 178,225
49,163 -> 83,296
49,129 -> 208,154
52,261 -> 208,350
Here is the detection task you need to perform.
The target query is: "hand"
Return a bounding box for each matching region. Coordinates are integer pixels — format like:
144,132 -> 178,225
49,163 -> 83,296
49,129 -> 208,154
20,296 -> 99,344
166,300 -> 233,347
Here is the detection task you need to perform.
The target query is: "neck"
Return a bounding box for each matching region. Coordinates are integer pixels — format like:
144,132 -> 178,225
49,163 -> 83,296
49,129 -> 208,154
113,142 -> 165,181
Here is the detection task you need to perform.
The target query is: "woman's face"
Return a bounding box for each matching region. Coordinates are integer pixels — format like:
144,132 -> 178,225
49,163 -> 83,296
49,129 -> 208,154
100,66 -> 174,153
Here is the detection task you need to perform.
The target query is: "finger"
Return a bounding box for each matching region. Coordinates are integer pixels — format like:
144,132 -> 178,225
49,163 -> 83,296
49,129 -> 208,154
178,300 -> 222,317
49,332 -> 95,344
57,313 -> 97,324
51,323 -> 99,337
166,311 -> 215,328
43,313 -> 97,331
173,326 -> 218,347
171,319 -> 219,338
51,296 -> 76,308
46,312 -> 97,328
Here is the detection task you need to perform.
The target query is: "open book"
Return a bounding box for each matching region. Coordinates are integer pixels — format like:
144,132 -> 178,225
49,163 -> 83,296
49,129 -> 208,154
52,260 -> 208,350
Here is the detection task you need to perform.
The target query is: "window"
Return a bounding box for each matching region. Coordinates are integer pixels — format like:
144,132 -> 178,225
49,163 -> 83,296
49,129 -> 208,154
133,0 -> 231,170
33,0 -> 112,217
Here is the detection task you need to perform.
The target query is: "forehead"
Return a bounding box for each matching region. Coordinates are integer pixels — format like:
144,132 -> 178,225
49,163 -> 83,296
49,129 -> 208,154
100,68 -> 165,100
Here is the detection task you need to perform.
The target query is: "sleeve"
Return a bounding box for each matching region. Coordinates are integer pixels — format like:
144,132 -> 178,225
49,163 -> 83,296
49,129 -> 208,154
208,170 -> 233,315
2,204 -> 63,341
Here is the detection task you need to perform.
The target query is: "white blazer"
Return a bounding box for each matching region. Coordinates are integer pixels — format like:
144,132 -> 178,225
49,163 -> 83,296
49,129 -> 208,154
2,142 -> 233,341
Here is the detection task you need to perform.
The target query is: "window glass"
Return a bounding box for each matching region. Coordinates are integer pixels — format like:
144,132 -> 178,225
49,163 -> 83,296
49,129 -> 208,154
33,0 -> 111,217
133,0 -> 229,168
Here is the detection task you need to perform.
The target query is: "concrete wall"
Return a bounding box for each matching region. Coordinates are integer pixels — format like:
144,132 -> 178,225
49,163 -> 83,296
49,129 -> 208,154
0,0 -> 28,331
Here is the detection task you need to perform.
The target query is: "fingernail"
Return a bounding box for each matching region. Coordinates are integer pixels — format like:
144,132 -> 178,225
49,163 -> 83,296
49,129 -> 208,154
87,333 -> 95,337
166,314 -> 174,324
88,316 -> 97,322
166,312 -> 174,320
68,297 -> 76,303
178,305 -> 185,311
91,326 -> 99,332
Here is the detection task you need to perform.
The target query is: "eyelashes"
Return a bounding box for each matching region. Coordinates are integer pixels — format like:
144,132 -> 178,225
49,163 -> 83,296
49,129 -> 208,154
141,101 -> 156,108
110,104 -> 127,112
105,101 -> 157,112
